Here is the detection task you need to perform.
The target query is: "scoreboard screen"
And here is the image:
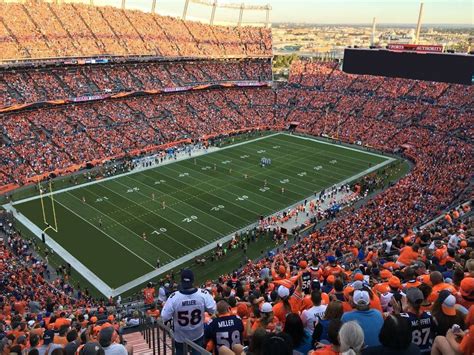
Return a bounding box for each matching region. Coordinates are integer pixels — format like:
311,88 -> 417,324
343,48 -> 474,85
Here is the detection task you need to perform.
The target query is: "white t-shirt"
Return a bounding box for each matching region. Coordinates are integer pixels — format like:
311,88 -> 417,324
161,288 -> 216,342
448,234 -> 460,250
301,304 -> 327,333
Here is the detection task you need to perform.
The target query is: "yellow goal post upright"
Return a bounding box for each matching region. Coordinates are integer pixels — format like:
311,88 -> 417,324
38,181 -> 59,233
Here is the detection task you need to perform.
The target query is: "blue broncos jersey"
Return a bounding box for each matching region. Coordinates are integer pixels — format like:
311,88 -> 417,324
205,314 -> 244,354
400,311 -> 436,354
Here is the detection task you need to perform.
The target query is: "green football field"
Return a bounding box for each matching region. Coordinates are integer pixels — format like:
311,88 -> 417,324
7,133 -> 393,296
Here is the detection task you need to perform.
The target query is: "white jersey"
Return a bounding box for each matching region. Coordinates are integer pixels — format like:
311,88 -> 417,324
301,305 -> 327,333
161,288 -> 216,342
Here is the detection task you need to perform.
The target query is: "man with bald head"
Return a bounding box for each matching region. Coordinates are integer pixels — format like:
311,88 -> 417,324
428,271 -> 456,302
205,300 -> 244,354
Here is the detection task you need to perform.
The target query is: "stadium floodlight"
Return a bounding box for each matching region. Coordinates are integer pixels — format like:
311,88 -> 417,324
38,181 -> 59,234
187,0 -> 271,26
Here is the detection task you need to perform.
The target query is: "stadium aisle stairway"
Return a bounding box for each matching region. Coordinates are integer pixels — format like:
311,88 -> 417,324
123,332 -> 154,355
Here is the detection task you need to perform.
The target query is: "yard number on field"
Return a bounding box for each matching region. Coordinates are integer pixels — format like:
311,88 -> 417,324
127,187 -> 140,193
154,179 -> 166,185
329,160 -> 337,164
201,166 -> 212,171
297,172 -> 307,177
280,179 -> 290,184
273,145 -> 280,149
240,155 -> 250,159
221,160 -> 231,165
95,196 -> 109,203
257,150 -> 266,154
179,172 -> 190,178
259,186 -> 270,192
182,215 -> 198,223
152,228 -> 167,235
314,165 -> 323,171
236,195 -> 249,201
211,205 -> 225,211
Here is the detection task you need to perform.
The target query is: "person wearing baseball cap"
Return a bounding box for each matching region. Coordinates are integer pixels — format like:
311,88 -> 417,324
272,286 -> 299,325
431,290 -> 465,337
341,290 -> 384,347
456,277 -> 474,309
161,269 -> 216,355
402,287 -> 436,353
247,302 -> 280,335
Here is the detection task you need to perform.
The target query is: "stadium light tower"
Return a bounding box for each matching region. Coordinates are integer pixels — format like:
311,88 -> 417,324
371,17 -> 376,46
187,0 -> 271,26
415,2 -> 424,44
210,0 -> 217,25
237,3 -> 245,26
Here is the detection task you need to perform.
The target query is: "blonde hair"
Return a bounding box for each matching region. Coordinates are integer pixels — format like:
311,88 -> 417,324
339,321 -> 364,355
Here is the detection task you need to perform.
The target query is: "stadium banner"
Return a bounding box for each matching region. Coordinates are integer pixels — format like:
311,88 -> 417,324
0,81 -> 273,112
387,44 -> 444,53
0,183 -> 20,194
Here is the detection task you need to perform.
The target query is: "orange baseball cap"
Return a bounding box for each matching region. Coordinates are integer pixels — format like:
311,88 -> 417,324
460,277 -> 474,297
353,273 -> 364,281
441,295 -> 457,316
389,276 -> 401,289
327,275 -> 335,284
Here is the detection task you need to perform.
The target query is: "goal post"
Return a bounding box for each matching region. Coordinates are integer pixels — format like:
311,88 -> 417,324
38,181 -> 59,233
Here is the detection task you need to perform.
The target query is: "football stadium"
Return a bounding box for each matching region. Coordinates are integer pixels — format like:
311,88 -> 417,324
0,0 -> 473,354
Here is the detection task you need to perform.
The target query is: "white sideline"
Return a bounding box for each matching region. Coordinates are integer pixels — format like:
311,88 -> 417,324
1,205 -> 114,297
4,133 -> 395,297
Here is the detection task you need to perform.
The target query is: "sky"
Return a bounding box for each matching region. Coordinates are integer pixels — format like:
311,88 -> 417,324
109,0 -> 473,25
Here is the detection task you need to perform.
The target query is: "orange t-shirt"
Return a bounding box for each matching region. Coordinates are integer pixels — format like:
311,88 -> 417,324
310,344 -> 338,355
273,298 -> 300,324
397,246 -> 418,266
459,325 -> 474,355
429,283 -> 456,302
251,318 -> 281,333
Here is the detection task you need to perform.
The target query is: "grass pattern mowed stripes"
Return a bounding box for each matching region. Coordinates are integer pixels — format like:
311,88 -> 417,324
14,134 -> 389,288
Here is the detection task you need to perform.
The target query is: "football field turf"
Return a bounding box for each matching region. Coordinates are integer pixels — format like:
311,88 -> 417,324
6,133 -> 393,296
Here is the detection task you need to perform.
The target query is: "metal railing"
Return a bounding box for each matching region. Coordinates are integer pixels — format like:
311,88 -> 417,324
139,316 -> 211,355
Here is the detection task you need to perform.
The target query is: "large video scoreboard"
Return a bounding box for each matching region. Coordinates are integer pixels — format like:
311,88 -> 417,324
343,45 -> 474,85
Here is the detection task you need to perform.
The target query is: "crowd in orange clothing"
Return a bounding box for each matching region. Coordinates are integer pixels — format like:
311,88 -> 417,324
0,59 -> 272,108
0,59 -> 474,354
0,1 -> 272,61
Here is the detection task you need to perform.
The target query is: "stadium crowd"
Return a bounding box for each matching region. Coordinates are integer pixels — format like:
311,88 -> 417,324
0,42 -> 473,355
0,59 -> 272,108
0,2 -> 272,61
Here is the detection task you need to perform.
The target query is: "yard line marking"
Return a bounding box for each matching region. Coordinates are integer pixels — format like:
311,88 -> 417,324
111,178 -> 231,241
125,174 -> 242,231
12,133 -> 281,206
52,197 -> 155,269
65,191 -> 176,258
99,181 -> 211,244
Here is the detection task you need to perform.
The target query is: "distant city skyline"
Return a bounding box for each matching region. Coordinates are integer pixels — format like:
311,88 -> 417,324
115,0 -> 473,25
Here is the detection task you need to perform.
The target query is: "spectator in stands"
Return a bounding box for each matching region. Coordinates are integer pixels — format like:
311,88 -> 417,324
341,290 -> 383,347
338,321 -> 365,355
301,290 -> 327,334
282,313 -> 312,355
431,290 -> 466,336
205,300 -> 243,354
362,315 -> 421,354
161,269 -> 216,355
311,320 -> 342,355
400,288 -> 436,354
